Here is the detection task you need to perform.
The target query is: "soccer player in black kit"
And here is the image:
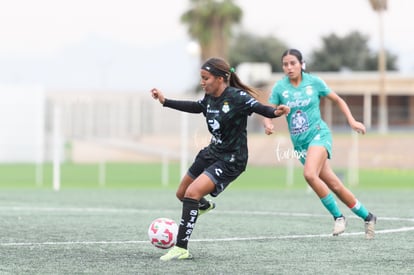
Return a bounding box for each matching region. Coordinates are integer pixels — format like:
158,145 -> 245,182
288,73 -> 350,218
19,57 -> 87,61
151,57 -> 290,261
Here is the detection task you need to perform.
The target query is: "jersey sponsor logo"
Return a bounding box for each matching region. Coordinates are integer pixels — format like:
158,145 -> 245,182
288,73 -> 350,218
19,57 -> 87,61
207,109 -> 220,114
208,119 -> 220,131
207,104 -> 220,114
286,98 -> 311,108
208,119 -> 223,145
211,135 -> 223,145
290,110 -> 309,135
282,90 -> 289,98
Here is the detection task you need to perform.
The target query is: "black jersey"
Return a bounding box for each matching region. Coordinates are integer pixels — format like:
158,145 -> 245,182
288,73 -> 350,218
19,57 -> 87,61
198,87 -> 255,168
163,86 -> 279,170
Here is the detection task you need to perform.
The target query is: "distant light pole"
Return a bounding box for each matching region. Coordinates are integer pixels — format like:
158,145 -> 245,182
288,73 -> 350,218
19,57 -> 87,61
369,0 -> 388,133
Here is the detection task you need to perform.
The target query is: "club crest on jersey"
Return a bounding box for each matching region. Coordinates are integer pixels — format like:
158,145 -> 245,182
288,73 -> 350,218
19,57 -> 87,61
222,102 -> 230,113
306,86 -> 313,95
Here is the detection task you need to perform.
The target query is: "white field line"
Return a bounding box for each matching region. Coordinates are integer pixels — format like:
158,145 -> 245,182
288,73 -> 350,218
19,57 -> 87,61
195,226 -> 414,242
1,206 -> 413,222
1,227 -> 414,247
0,206 -> 413,247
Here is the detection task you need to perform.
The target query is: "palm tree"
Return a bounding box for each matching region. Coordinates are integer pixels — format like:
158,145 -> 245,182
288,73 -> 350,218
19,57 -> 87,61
181,0 -> 242,62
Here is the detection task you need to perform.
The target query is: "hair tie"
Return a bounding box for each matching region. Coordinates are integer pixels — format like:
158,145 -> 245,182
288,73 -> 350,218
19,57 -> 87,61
230,67 -> 235,73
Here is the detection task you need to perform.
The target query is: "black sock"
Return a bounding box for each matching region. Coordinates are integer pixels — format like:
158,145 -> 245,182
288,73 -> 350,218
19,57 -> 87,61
198,197 -> 210,210
175,197 -> 199,249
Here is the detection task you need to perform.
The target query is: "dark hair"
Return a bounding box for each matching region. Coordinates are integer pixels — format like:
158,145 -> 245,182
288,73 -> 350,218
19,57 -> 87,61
281,49 -> 303,62
281,49 -> 305,71
201,57 -> 259,98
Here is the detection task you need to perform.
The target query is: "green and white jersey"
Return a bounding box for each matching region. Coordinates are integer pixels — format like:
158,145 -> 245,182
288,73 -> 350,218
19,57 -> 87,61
269,73 -> 331,147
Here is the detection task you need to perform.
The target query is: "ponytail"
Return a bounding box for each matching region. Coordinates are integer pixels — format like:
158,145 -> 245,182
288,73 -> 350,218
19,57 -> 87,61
201,57 -> 260,99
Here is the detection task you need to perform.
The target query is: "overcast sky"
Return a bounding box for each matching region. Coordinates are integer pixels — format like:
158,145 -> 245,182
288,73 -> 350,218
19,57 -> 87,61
0,0 -> 412,92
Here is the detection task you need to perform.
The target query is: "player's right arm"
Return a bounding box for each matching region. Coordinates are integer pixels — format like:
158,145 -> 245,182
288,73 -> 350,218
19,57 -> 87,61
151,88 -> 165,104
150,88 -> 203,114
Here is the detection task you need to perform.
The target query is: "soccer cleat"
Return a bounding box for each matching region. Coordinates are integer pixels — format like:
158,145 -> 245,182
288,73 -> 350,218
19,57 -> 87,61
364,213 -> 377,240
198,200 -> 215,216
333,216 -> 347,236
160,246 -> 192,261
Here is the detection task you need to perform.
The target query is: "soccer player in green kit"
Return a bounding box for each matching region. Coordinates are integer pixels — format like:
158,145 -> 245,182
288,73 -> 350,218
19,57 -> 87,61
264,49 -> 376,239
151,57 -> 290,261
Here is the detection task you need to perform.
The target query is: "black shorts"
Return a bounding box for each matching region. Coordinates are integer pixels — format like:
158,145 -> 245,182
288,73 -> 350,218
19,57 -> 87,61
187,147 -> 244,197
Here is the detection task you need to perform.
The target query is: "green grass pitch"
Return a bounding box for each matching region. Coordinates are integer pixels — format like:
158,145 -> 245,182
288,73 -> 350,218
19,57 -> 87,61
0,163 -> 413,274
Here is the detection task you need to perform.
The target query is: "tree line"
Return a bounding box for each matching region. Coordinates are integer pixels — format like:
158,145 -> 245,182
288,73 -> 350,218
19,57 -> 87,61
181,0 -> 398,73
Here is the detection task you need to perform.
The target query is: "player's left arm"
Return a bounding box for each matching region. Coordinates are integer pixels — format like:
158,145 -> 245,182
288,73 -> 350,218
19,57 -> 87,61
262,103 -> 277,135
326,91 -> 366,134
251,102 -> 290,118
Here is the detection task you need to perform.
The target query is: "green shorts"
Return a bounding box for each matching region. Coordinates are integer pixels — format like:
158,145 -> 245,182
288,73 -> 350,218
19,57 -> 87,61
294,130 -> 332,165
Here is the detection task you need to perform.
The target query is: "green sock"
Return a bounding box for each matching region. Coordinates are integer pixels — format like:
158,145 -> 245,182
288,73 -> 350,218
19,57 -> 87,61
320,193 -> 342,218
350,200 -> 369,220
